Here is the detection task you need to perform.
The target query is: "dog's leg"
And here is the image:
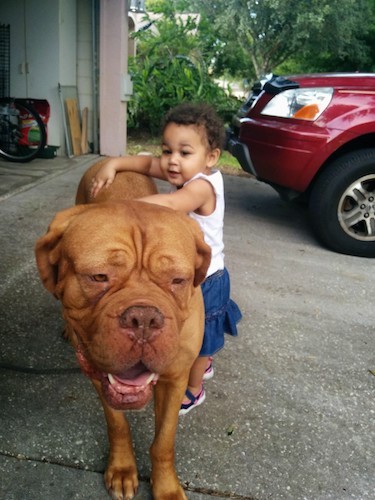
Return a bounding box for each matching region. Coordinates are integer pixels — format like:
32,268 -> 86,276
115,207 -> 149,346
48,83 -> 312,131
91,379 -> 139,500
150,378 -> 188,500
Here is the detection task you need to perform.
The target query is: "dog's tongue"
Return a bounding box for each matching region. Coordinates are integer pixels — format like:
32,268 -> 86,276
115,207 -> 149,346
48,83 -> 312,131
109,362 -> 158,387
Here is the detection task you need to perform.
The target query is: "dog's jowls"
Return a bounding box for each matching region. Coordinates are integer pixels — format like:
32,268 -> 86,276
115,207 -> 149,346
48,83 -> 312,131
35,161 -> 211,500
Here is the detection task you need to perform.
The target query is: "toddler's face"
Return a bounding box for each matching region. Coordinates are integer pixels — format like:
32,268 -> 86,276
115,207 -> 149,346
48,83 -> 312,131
160,123 -> 219,187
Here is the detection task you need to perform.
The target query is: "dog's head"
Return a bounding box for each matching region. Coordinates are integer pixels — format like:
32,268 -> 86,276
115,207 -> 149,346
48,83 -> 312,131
35,201 -> 211,409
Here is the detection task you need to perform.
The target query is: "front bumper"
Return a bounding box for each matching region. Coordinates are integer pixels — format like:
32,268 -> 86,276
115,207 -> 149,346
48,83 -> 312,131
226,114 -> 334,193
225,129 -> 257,177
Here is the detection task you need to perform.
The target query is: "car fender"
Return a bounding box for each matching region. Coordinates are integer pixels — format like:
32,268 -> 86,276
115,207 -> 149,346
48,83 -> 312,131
298,121 -> 375,191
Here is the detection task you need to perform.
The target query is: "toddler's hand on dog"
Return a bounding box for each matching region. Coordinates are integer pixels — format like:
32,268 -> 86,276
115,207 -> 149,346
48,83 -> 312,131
90,164 -> 117,199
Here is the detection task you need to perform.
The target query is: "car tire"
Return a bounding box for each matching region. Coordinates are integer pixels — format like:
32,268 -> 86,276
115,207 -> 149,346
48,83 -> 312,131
309,148 -> 375,257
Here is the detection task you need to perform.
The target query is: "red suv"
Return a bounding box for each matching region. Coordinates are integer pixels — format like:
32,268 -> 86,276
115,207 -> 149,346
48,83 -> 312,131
226,73 -> 375,257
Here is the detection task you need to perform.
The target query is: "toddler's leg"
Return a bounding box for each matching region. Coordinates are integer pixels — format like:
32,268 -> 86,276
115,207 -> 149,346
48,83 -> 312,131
203,356 -> 214,380
179,356 -> 208,415
187,356 -> 209,394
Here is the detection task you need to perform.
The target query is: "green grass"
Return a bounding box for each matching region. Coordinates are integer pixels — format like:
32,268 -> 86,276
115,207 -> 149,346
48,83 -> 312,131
218,150 -> 241,169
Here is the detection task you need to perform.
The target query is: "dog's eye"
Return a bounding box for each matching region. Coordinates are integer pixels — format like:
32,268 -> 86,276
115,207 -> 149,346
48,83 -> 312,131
91,274 -> 108,282
172,278 -> 186,285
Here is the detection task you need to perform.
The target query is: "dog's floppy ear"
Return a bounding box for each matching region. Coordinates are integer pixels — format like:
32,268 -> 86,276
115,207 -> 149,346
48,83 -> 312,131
184,217 -> 211,287
35,205 -> 90,295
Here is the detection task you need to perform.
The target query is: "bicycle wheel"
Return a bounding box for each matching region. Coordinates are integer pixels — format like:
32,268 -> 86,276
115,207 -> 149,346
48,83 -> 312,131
0,98 -> 47,162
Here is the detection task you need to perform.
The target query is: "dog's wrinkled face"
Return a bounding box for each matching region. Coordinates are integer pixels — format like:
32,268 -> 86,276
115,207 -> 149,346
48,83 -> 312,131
36,201 -> 211,410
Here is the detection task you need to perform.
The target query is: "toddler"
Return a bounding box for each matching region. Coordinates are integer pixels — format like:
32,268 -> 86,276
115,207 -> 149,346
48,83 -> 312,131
91,102 -> 242,415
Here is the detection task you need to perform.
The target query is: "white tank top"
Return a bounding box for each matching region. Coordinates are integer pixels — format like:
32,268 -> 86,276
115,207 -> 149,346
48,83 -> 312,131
174,169 -> 225,278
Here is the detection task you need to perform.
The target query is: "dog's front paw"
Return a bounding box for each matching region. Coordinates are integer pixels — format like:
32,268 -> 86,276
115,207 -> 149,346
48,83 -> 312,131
152,486 -> 187,500
151,474 -> 187,500
105,465 -> 138,500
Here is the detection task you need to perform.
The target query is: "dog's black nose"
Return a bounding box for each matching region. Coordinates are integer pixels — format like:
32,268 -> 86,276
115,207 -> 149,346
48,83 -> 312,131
119,305 -> 164,342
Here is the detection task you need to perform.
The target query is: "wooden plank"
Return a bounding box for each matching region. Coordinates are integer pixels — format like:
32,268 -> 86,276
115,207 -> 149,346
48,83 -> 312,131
65,98 -> 82,155
81,107 -> 89,154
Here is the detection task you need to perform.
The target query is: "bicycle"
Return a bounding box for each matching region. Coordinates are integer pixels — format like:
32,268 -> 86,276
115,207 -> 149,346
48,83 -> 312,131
0,97 -> 47,162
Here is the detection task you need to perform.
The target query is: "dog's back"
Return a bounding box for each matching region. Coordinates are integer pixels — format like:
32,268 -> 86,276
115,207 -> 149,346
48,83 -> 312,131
75,158 -> 157,204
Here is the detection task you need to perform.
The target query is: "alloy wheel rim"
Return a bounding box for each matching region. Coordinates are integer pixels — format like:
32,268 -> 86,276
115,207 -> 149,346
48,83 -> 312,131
338,174 -> 375,241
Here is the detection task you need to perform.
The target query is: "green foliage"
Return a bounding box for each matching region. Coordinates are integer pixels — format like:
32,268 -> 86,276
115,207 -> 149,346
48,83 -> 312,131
128,0 -> 375,134
128,55 -> 239,134
127,4 -> 240,134
184,0 -> 375,78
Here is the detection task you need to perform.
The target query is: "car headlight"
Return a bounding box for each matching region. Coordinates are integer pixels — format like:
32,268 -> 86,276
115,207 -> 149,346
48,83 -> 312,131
261,87 -> 334,121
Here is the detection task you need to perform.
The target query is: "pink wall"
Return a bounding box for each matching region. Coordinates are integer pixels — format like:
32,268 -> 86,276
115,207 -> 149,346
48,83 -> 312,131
99,0 -> 128,156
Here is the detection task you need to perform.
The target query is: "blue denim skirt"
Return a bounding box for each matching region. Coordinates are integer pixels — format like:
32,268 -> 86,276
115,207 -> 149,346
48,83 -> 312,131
199,267 -> 242,356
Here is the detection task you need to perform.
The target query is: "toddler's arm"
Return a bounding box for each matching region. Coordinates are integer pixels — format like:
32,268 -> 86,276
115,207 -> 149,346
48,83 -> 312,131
90,155 -> 162,198
139,178 -> 215,215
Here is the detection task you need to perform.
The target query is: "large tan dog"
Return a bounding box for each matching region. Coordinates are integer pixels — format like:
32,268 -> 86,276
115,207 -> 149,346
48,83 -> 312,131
35,160 -> 211,499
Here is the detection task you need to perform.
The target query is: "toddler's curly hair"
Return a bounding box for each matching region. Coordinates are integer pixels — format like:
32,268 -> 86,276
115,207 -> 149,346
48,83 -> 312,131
162,102 -> 225,152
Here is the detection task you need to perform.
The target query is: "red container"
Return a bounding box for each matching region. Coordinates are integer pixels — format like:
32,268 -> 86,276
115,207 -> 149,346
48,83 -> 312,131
17,99 -> 50,146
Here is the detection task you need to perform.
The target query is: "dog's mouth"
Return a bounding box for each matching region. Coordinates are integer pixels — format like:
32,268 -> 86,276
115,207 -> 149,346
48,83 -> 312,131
104,362 -> 159,410
76,346 -> 159,410
108,365 -> 157,390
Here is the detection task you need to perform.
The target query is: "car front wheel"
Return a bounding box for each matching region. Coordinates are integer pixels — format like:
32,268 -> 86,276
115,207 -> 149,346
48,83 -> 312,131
309,148 -> 375,257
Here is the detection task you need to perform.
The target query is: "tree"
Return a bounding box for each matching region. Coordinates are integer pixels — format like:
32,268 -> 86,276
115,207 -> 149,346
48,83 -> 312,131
186,0 -> 375,77
129,0 -> 375,132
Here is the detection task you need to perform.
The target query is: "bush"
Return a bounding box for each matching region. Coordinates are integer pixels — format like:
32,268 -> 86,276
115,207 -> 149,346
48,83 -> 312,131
128,54 -> 240,135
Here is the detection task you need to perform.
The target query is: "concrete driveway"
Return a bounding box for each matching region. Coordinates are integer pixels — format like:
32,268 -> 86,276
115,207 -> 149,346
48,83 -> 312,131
0,156 -> 374,499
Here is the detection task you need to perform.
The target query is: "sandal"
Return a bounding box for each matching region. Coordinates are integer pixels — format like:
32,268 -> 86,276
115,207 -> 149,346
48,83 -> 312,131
203,356 -> 214,381
179,387 -> 206,416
